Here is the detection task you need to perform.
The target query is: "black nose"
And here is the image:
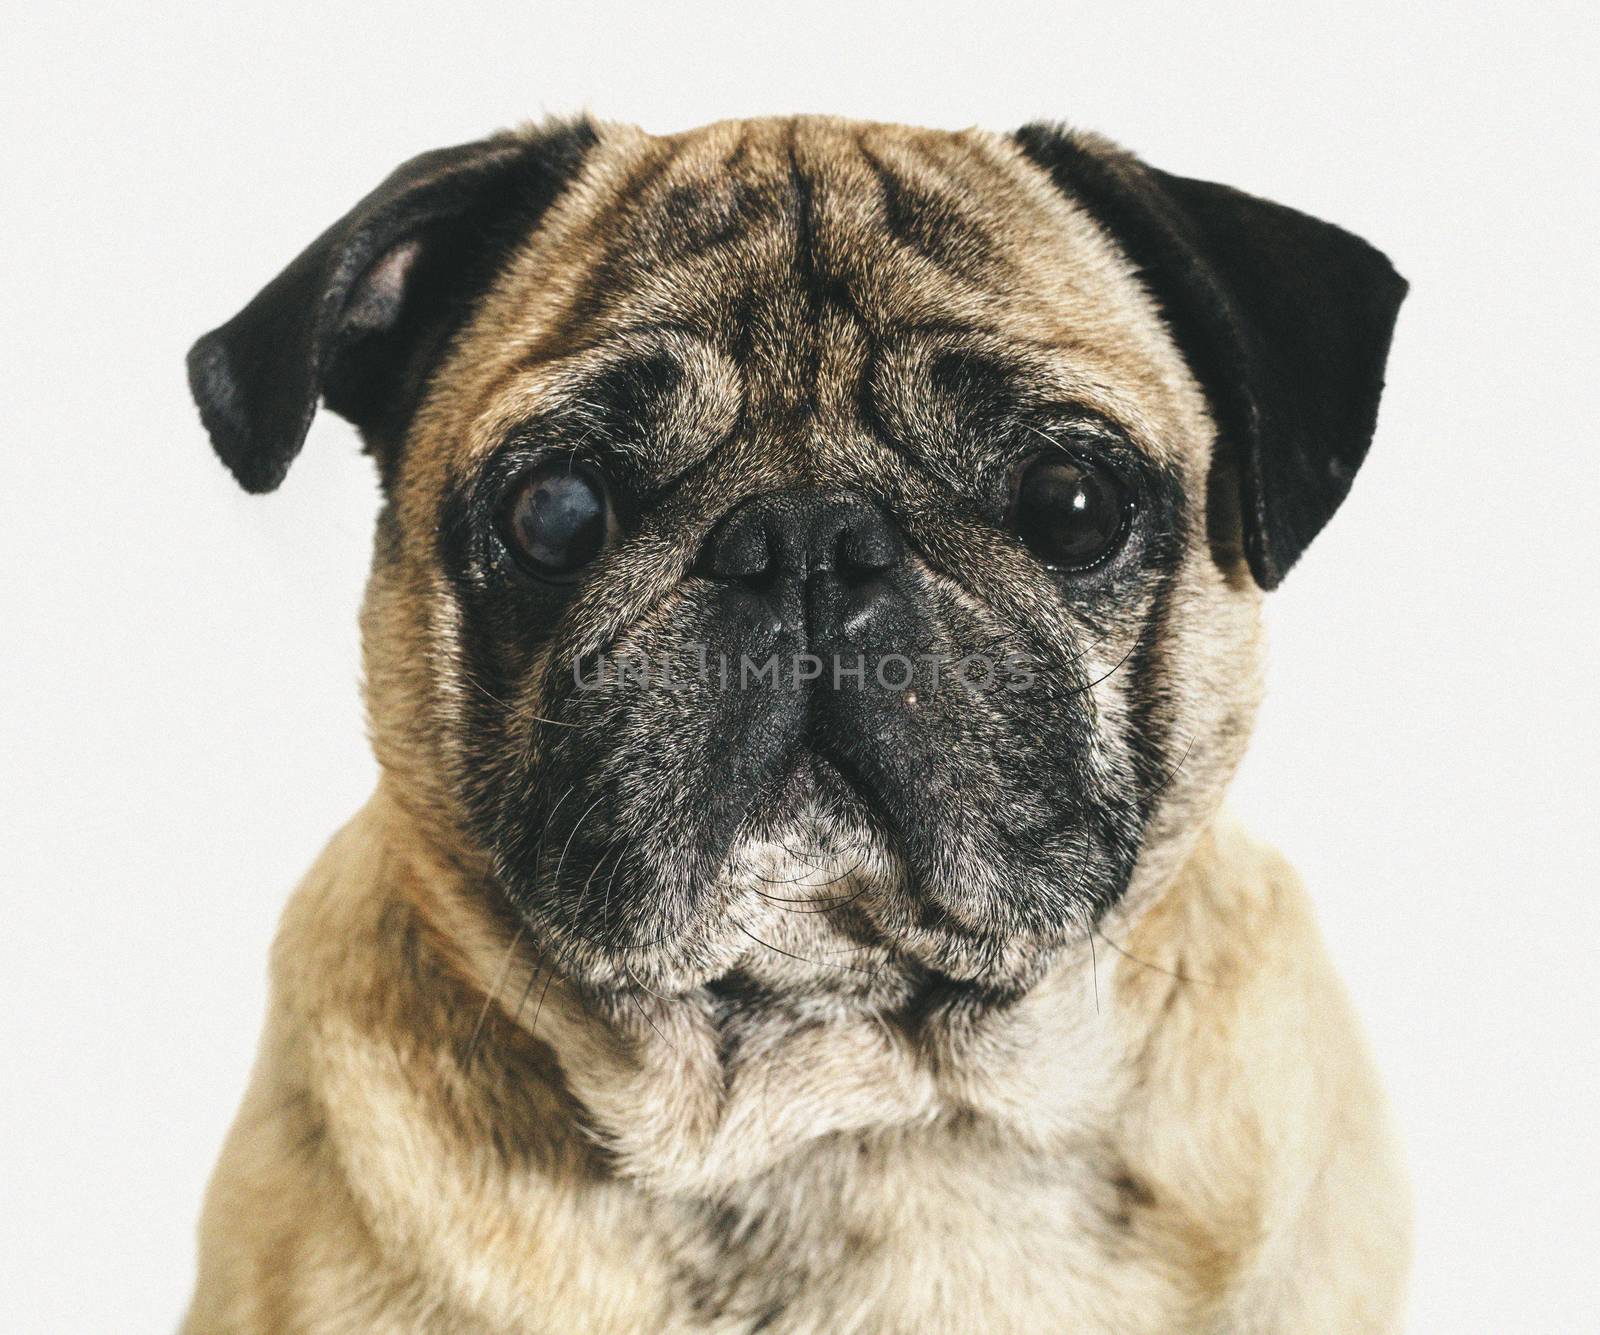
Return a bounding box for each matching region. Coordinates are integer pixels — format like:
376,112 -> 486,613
699,490 -> 903,584
698,490 -> 907,646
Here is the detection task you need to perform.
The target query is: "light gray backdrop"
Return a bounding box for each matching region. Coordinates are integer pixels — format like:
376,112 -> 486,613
4,2 -> 1596,1330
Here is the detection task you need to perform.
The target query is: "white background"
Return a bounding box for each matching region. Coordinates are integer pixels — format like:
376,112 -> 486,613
4,2 -> 1596,1330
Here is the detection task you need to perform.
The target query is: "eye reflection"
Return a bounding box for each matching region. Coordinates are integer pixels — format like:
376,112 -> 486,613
1013,455 -> 1130,570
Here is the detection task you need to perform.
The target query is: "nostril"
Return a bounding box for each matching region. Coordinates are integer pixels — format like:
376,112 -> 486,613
697,511 -> 774,583
698,490 -> 905,587
838,519 -> 901,576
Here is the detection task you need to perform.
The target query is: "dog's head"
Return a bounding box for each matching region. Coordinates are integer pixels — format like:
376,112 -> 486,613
190,117 -> 1403,1000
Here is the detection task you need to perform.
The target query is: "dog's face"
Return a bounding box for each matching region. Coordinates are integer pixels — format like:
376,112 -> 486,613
191,117 -> 1403,1000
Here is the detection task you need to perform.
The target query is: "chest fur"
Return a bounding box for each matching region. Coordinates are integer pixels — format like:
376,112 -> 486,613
591,1125 -> 1233,1335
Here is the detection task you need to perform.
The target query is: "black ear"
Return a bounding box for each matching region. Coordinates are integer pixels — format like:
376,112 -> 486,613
1014,124 -> 1407,589
187,120 -> 596,493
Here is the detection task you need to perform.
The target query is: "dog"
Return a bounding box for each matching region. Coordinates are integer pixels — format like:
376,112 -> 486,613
182,115 -> 1409,1333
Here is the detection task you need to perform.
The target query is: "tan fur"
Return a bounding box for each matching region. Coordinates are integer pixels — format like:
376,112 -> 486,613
187,796 -> 1405,1333
185,117 -> 1407,1332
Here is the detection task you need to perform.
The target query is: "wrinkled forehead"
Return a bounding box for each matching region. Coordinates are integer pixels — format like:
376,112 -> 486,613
416,117 -> 1203,490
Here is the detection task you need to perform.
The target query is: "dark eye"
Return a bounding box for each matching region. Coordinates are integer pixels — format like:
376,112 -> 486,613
1012,455 -> 1130,570
499,459 -> 617,579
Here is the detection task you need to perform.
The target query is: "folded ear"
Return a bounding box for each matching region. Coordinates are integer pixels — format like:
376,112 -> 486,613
187,120 -> 596,493
1014,124 -> 1407,589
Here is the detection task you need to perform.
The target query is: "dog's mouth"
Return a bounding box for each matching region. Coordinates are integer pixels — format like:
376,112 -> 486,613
504,690 -> 1126,997
739,744 -> 880,839
488,618 -> 1140,999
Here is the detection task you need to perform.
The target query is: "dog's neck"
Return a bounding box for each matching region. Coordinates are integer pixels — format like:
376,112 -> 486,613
382,782 -> 1185,1200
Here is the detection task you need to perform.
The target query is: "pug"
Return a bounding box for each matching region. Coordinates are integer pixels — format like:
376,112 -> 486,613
181,115 -> 1409,1334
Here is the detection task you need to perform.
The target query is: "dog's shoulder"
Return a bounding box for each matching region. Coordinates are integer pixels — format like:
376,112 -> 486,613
189,797 -> 696,1333
1110,820 -> 1411,1331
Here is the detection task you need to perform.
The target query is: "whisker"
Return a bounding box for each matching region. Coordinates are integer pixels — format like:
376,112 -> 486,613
536,784 -> 578,851
465,919 -> 527,1070
552,793 -> 608,887
562,843 -> 619,942
510,956 -> 544,1026
746,852 -> 870,905
624,964 -> 676,1005
772,839 -> 854,868
736,924 -> 879,977
522,708 -> 581,729
1076,636 -> 1140,694
623,982 -> 675,1051
750,864 -> 838,886
1085,911 -> 1101,1014
1143,733 -> 1197,801
528,965 -> 559,1039
1093,926 -> 1217,987
598,843 -> 630,939
749,885 -> 868,912
457,662 -> 515,711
